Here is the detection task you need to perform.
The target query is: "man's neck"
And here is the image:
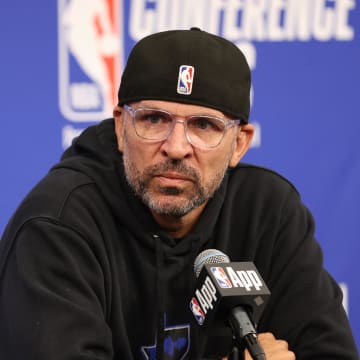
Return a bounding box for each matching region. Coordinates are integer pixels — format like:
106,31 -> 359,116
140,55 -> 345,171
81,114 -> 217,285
151,203 -> 206,239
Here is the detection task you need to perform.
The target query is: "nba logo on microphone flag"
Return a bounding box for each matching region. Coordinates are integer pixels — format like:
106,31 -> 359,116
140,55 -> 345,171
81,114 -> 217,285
211,267 -> 232,288
189,297 -> 205,325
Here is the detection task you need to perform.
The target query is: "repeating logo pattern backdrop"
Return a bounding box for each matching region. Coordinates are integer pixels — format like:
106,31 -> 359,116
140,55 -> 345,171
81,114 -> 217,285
1,0 -> 359,349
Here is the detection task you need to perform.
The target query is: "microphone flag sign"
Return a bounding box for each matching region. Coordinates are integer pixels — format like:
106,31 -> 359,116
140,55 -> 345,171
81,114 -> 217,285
190,262 -> 271,331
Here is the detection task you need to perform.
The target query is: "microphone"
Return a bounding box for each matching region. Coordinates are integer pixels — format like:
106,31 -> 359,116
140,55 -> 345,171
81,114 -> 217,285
189,249 -> 270,360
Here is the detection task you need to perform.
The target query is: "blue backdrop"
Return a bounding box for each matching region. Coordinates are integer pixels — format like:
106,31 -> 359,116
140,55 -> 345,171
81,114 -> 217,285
1,0 -> 359,350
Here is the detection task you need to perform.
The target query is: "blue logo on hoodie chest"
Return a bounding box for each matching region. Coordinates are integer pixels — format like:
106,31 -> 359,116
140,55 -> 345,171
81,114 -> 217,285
141,319 -> 190,359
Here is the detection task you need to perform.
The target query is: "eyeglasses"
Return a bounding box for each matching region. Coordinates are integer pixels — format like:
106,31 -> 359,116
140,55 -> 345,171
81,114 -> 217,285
123,104 -> 241,149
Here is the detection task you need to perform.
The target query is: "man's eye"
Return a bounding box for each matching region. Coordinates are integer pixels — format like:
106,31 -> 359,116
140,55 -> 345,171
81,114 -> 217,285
146,114 -> 162,124
138,111 -> 168,124
190,117 -> 223,132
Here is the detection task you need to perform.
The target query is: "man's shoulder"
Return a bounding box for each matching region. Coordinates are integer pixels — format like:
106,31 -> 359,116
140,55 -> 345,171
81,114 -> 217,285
229,163 -> 299,195
0,168 -> 101,270
30,167 -> 96,208
3,168 -> 98,235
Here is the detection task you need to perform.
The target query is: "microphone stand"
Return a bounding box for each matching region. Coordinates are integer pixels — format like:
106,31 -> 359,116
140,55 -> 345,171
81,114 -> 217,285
229,307 -> 266,360
229,346 -> 240,360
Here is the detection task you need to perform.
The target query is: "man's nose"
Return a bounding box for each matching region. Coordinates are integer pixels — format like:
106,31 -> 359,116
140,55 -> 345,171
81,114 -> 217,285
160,120 -> 193,159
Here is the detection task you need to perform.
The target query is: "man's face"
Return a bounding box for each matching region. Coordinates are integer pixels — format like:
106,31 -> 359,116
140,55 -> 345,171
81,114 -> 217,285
114,100 -> 253,219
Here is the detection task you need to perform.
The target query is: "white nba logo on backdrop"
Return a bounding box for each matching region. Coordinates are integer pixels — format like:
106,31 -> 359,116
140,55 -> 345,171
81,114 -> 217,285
58,0 -> 123,122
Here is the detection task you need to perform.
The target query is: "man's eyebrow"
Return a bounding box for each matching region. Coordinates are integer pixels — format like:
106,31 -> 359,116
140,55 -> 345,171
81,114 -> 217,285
137,104 -> 227,119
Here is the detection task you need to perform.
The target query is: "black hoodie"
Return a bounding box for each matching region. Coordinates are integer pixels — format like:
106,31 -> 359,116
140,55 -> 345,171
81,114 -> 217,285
0,119 -> 358,360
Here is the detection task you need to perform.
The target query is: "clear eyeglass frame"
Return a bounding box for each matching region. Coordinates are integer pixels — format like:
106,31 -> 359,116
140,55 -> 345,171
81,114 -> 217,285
123,104 -> 241,149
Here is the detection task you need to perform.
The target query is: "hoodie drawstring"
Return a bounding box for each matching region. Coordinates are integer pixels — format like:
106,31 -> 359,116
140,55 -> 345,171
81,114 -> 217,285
154,234 -> 165,360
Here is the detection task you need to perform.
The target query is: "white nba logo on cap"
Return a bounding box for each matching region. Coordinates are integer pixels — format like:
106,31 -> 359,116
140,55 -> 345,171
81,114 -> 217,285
177,65 -> 195,95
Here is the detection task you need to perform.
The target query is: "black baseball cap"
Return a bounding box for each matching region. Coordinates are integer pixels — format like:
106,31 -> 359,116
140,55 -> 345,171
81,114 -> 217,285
118,28 -> 251,123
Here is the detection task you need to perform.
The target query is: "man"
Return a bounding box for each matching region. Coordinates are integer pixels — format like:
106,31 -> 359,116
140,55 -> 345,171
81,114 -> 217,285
0,28 -> 358,360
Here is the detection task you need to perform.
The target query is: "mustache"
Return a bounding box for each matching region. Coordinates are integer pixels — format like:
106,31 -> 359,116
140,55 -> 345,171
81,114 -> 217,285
143,160 -> 200,182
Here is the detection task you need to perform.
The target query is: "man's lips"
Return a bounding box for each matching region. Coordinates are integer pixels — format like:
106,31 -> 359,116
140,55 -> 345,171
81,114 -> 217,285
154,172 -> 194,184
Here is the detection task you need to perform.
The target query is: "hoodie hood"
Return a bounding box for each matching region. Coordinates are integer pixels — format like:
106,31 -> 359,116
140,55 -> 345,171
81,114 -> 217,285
53,118 -> 228,254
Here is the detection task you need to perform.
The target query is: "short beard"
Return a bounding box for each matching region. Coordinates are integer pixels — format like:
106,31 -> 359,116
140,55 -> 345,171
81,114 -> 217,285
123,156 -> 226,218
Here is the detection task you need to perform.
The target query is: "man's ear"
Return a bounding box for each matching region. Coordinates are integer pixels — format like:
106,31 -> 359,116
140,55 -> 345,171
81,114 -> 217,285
229,124 -> 254,167
113,105 -> 124,152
